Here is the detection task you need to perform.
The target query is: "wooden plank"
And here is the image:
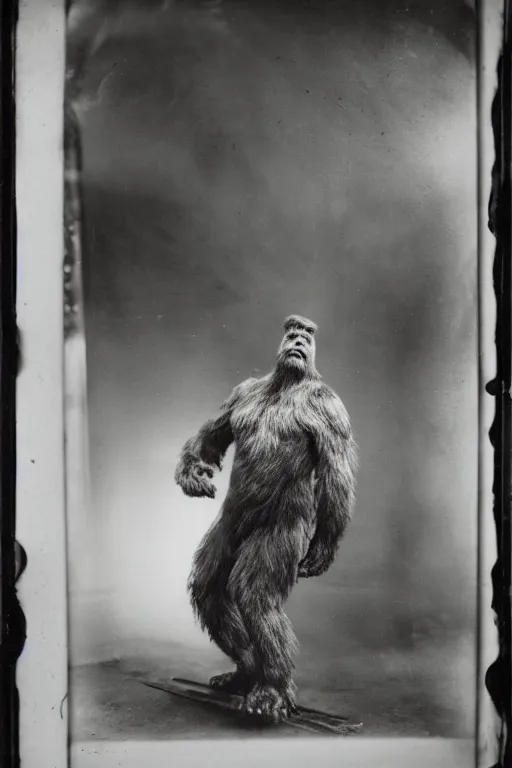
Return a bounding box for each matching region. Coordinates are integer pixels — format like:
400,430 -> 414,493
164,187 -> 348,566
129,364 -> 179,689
172,678 -> 353,728
141,678 -> 363,736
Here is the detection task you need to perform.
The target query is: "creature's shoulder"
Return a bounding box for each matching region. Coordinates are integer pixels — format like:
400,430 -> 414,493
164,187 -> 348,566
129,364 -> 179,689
228,376 -> 265,406
227,377 -> 267,433
306,380 -> 351,435
235,376 -> 264,395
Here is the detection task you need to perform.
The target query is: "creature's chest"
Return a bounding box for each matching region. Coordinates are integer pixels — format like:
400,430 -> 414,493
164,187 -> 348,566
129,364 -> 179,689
230,395 -> 309,452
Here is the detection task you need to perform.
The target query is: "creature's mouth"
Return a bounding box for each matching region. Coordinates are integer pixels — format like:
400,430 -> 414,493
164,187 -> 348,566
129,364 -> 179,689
286,349 -> 306,361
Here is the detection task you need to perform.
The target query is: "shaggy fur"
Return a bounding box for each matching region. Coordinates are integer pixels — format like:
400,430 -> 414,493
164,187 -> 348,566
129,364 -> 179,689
175,315 -> 357,720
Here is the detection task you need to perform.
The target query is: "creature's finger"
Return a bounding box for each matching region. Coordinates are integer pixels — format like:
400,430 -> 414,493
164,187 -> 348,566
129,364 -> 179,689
196,477 -> 215,497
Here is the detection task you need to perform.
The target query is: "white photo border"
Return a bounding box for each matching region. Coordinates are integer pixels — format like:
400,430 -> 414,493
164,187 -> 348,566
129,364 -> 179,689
16,1 -> 68,767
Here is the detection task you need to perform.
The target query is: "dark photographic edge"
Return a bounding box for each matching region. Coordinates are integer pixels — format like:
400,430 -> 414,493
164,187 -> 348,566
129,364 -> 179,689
484,1 -> 512,766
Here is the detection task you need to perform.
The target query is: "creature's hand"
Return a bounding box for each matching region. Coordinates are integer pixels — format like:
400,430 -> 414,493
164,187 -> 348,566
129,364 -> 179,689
177,460 -> 217,499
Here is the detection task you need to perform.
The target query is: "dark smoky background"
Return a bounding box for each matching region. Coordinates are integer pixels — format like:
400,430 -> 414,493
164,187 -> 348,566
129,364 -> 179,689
67,0 -> 478,739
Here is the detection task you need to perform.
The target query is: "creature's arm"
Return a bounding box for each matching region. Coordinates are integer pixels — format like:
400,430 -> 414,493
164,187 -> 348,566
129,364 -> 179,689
299,387 -> 357,578
175,381 -> 249,499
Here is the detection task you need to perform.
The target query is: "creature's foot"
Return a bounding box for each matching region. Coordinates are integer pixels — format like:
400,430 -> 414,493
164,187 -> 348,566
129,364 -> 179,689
241,683 -> 297,723
209,670 -> 252,695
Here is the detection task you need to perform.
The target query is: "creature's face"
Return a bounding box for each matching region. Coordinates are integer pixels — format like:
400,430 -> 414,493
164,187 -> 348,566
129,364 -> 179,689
277,324 -> 316,375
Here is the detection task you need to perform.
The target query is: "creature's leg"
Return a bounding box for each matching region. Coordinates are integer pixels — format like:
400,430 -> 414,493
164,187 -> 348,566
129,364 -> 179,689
188,521 -> 257,692
227,525 -> 307,719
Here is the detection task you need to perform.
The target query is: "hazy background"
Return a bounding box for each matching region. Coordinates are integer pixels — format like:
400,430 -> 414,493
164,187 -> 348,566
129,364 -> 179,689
67,0 -> 478,738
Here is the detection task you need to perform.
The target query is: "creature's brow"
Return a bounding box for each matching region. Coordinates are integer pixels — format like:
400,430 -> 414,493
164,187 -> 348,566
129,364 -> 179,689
287,324 -> 315,336
287,329 -> 311,340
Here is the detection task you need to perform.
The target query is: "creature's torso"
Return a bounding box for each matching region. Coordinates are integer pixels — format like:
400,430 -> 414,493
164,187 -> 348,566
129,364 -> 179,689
225,377 -> 318,515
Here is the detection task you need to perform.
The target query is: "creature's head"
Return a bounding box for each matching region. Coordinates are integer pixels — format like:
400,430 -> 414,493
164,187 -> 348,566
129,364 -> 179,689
276,315 -> 318,377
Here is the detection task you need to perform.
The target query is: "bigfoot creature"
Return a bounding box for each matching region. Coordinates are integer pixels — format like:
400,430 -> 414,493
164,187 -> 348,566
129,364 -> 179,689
175,315 -> 357,721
